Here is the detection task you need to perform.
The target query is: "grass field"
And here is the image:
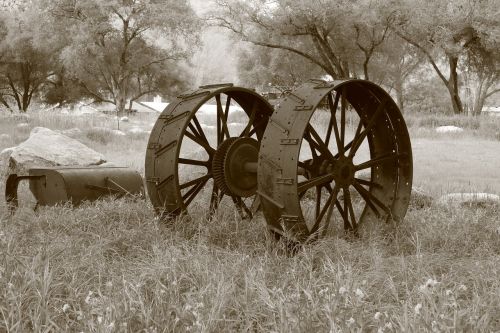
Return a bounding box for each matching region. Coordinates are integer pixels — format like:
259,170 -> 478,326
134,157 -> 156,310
0,110 -> 499,332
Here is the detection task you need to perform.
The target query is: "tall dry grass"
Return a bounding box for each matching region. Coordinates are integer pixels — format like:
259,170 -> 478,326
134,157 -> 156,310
0,108 -> 499,332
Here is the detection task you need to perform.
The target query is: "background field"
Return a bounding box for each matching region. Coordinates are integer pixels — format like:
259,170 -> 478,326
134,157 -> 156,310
0,110 -> 499,332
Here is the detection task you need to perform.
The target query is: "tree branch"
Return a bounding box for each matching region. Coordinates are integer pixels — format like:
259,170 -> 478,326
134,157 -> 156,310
394,31 -> 449,85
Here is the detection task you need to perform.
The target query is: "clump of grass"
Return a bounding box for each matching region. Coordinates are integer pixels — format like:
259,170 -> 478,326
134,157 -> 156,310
404,113 -> 500,140
84,127 -> 115,145
1,103 -> 499,331
1,194 -> 499,332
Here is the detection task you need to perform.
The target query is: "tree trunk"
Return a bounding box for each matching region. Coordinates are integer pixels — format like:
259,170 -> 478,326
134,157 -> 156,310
363,59 -> 369,81
116,94 -> 126,115
395,79 -> 404,113
447,56 -> 463,114
22,89 -> 30,112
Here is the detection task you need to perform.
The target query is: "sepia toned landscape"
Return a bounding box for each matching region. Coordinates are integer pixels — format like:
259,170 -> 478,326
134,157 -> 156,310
0,0 -> 499,332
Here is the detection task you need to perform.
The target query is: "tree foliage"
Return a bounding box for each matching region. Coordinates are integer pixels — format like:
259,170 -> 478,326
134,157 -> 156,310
212,0 -> 499,115
0,0 -> 200,113
0,2 -> 60,112
53,0 -> 200,113
390,0 -> 498,114
237,45 -> 323,91
210,0 -> 394,80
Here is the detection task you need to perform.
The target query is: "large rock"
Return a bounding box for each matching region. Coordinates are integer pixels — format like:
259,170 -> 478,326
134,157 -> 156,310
435,126 -> 464,133
0,147 -> 15,174
4,127 -> 106,175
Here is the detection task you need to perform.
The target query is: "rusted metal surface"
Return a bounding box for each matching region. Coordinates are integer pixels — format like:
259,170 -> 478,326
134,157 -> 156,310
145,80 -> 413,242
257,79 -> 413,242
5,167 -> 144,213
145,84 -> 273,219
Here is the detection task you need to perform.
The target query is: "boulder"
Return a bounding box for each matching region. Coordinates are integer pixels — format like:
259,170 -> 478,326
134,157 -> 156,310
0,147 -> 15,172
4,127 -> 106,175
98,161 -> 120,167
111,129 -> 126,136
16,123 -> 30,130
435,126 -> 464,134
437,192 -> 500,207
59,128 -> 82,137
128,127 -> 145,134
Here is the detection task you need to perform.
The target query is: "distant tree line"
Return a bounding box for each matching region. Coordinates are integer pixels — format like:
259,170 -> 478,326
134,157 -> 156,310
211,0 -> 499,115
1,0 -> 498,115
0,0 -> 200,113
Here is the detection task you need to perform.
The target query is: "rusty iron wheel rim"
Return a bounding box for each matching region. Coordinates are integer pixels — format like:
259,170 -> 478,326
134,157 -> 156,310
145,84 -> 274,220
257,79 -> 413,242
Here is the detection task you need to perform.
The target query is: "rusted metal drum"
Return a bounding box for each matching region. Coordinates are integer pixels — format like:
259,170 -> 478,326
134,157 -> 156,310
5,167 -> 144,213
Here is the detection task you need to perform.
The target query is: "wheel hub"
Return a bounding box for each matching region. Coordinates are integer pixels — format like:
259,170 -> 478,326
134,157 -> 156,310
212,137 -> 259,197
331,157 -> 355,186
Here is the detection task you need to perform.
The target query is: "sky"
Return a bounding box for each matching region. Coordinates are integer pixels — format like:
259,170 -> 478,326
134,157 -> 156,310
189,0 -> 241,86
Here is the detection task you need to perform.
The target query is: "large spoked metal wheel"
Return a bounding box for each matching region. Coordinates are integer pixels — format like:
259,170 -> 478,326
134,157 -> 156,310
258,79 -> 412,242
146,84 -> 273,219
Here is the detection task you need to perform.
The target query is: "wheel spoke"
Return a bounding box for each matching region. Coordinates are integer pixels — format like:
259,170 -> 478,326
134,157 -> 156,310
209,184 -> 222,214
305,125 -> 335,160
178,158 -> 209,167
315,186 -> 321,220
225,95 -> 231,124
340,89 -> 346,148
333,137 -> 355,159
297,160 -> 312,170
185,130 -> 215,154
355,152 -> 397,171
192,115 -> 210,144
250,195 -> 261,215
310,184 -> 340,235
352,181 -> 381,218
343,187 -> 358,231
348,99 -> 388,158
183,177 -> 209,207
216,94 -> 230,144
216,96 -> 222,146
232,196 -> 252,219
298,173 -> 334,194
297,160 -> 313,176
304,131 -> 319,159
240,101 -> 257,137
180,174 -> 211,190
247,117 -> 267,137
354,177 -> 383,190
352,179 -> 391,215
327,92 -> 343,154
347,119 -> 364,157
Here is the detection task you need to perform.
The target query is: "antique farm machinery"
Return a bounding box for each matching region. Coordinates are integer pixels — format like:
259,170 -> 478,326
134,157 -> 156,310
145,79 -> 412,242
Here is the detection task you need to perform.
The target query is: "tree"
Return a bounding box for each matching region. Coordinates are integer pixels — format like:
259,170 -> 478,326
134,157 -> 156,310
210,0 -> 394,80
0,2 -> 59,112
351,3 -> 392,81
237,43 -> 323,90
462,5 -> 500,115
372,38 -> 424,112
55,0 -> 200,114
392,0 -> 499,115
